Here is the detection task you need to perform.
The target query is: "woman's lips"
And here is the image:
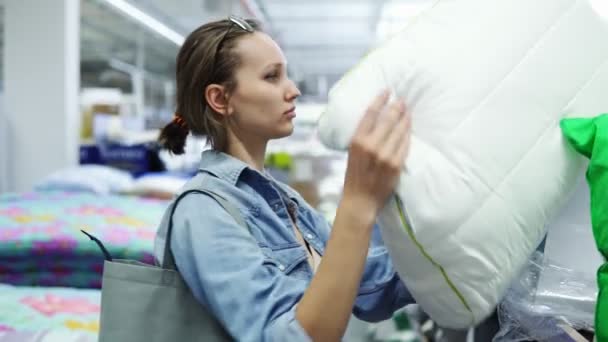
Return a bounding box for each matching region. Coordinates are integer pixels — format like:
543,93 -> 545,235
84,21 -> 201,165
284,107 -> 296,118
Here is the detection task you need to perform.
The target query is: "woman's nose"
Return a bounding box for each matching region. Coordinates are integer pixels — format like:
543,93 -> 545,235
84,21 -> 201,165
286,79 -> 301,101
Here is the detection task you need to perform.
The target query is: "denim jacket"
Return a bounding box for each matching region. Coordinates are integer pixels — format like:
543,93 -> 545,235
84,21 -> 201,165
154,150 -> 414,342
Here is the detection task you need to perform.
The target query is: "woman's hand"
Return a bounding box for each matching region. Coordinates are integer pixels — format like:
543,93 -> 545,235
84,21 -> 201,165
296,90 -> 412,340
342,89 -> 412,221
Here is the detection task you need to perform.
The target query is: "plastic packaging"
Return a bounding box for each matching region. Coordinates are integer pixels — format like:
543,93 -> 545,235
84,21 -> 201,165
493,252 -> 597,342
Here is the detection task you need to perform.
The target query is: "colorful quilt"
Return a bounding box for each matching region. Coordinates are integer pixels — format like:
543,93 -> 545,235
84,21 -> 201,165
0,191 -> 168,288
0,283 -> 100,341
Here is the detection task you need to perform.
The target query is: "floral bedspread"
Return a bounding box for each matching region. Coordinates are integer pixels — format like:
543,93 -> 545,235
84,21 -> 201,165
0,283 -> 100,340
0,191 -> 168,288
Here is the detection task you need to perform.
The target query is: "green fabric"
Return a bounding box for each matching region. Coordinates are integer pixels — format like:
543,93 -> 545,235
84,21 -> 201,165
560,114 -> 608,341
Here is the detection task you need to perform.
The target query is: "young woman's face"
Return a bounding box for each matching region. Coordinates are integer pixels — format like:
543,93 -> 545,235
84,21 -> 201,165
226,32 -> 301,142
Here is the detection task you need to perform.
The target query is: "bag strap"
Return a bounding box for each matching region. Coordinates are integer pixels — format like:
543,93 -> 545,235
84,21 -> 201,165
162,185 -> 248,270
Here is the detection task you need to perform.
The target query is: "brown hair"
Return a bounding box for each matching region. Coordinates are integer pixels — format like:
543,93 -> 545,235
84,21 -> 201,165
158,17 -> 262,154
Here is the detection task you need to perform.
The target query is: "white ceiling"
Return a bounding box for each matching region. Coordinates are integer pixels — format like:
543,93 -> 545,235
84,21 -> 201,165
135,0 -> 383,91
82,0 -> 433,99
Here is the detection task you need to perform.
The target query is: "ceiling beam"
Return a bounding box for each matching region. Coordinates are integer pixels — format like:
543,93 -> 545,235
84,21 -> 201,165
127,0 -> 191,34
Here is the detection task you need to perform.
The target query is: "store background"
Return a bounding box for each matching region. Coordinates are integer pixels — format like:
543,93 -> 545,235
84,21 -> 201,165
0,1 -> 606,341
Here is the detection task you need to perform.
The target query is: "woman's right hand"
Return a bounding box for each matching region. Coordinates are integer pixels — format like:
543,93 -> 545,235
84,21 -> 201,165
297,91 -> 411,341
341,90 -> 412,223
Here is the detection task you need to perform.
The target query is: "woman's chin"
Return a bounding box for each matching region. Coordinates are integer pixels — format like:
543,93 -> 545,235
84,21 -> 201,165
274,122 -> 294,138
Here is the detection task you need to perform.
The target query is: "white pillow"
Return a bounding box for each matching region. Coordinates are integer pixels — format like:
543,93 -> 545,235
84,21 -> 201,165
126,173 -> 188,199
34,165 -> 134,194
318,0 -> 608,328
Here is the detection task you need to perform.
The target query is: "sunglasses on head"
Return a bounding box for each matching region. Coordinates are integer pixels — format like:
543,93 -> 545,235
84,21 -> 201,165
209,15 -> 254,79
227,15 -> 254,32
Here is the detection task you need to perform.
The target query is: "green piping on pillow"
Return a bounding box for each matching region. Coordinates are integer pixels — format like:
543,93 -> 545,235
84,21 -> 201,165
393,195 -> 475,324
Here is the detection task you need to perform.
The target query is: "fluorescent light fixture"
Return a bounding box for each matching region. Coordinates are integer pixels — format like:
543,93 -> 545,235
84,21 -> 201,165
590,0 -> 608,20
101,0 -> 185,46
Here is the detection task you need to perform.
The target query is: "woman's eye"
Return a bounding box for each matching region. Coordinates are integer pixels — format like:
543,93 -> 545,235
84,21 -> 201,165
265,73 -> 279,80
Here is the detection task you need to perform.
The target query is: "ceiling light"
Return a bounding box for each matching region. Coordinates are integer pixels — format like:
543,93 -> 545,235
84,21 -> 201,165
101,0 -> 185,46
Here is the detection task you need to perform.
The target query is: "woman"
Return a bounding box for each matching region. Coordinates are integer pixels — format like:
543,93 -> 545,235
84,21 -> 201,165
155,16 -> 414,341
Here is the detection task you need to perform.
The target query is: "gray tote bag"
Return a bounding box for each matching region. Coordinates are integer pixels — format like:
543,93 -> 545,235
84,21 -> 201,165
84,188 -> 246,342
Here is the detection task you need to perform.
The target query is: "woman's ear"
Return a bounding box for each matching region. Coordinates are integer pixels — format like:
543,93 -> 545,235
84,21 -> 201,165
205,84 -> 231,116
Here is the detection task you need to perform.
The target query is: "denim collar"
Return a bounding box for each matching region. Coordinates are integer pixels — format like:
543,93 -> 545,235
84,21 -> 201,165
198,150 -> 299,203
198,150 -> 251,186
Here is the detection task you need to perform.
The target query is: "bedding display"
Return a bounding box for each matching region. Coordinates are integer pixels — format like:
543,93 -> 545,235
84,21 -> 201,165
0,190 -> 168,288
34,165 -> 191,198
34,165 -> 134,195
0,283 -> 99,342
317,0 -> 608,329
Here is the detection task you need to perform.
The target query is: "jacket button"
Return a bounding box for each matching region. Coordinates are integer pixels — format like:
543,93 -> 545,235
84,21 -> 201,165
278,264 -> 286,271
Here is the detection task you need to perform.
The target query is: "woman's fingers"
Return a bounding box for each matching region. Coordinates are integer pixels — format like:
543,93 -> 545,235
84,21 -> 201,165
374,102 -> 411,174
350,90 -> 412,177
371,100 -> 404,143
385,106 -> 411,155
395,113 -> 412,163
369,97 -> 405,153
353,89 -> 390,137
